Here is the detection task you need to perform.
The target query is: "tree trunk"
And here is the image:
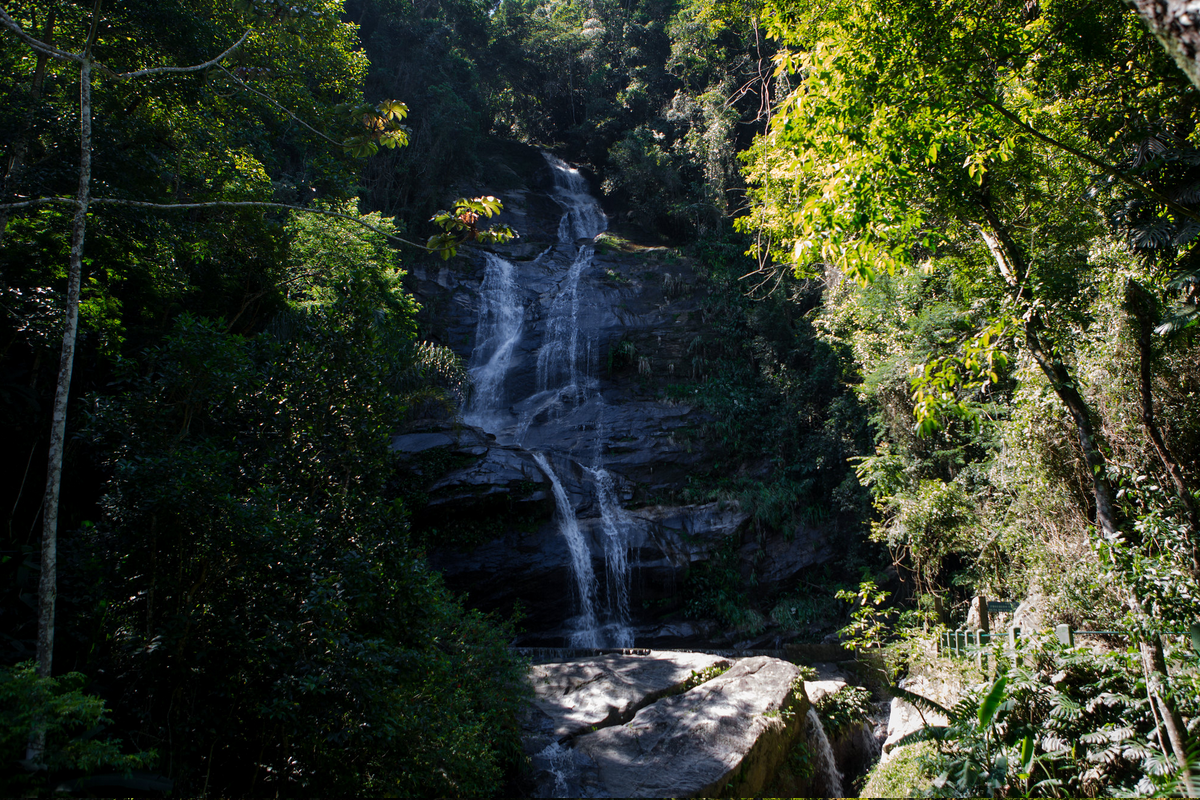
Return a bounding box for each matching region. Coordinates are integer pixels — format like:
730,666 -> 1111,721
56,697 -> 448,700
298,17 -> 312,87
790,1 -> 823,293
1141,625 -> 1197,794
977,205 -> 1194,792
1124,278 -> 1200,576
1128,0 -> 1200,92
976,202 -> 1119,536
37,54 -> 91,680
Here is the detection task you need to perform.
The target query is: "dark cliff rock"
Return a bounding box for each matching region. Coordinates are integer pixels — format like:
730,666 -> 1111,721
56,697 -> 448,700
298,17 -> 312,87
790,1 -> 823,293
401,141 -> 839,644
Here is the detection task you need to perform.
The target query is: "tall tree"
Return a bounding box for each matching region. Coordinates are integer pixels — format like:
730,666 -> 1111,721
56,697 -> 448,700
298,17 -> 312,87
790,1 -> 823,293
739,0 -> 1198,783
0,0 -> 399,682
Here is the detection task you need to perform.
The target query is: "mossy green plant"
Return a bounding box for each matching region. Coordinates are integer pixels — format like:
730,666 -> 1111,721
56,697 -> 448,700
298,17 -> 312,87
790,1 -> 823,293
859,740 -> 938,798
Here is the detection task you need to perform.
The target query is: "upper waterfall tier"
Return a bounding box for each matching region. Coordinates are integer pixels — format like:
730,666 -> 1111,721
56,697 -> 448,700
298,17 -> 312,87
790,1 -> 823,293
465,252 -> 523,428
544,152 -> 608,242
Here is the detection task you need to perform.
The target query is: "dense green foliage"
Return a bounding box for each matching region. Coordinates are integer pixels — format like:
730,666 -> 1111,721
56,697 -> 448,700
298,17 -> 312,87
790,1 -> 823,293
738,0 -> 1200,793
674,231 -> 871,528
894,635 -> 1200,796
1,2 -> 527,794
5,0 -> 1199,794
813,683 -> 873,741
74,218 -> 526,795
0,663 -> 152,795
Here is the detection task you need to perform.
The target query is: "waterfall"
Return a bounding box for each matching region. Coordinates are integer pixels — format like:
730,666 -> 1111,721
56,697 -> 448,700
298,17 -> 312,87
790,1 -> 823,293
466,252 -> 523,426
544,153 -> 607,241
536,245 -> 593,403
465,152 -> 634,648
532,452 -> 600,647
588,466 -> 633,648
805,708 -> 845,799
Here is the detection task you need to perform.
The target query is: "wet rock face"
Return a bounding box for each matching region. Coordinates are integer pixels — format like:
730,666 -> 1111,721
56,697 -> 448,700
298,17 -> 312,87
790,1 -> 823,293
403,142 -> 838,644
524,654 -> 807,798
420,443 -> 752,641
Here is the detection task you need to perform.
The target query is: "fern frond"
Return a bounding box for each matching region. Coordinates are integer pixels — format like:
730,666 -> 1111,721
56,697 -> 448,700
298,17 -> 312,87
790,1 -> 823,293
886,684 -> 954,720
894,725 -> 953,749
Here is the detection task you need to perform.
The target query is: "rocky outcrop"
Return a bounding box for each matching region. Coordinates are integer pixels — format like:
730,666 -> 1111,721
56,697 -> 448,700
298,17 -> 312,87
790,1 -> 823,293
804,672 -> 883,786
394,425 -> 549,508
882,674 -> 954,757
526,651 -> 730,741
526,654 -> 808,798
423,472 -> 752,642
402,143 -> 840,644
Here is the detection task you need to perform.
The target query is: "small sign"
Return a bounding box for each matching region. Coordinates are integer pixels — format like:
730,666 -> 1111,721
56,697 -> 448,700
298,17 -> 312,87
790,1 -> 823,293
988,601 -> 1018,613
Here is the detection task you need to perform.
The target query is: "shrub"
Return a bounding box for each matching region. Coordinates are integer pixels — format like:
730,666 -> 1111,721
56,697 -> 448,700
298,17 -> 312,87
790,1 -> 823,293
0,663 -> 152,795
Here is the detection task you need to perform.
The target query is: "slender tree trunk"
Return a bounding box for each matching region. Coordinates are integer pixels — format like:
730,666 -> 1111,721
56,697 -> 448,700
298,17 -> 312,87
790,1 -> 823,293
1140,615 -> 1196,793
976,203 -> 1119,535
1124,278 -> 1200,576
977,204 -> 1195,793
37,53 -> 92,681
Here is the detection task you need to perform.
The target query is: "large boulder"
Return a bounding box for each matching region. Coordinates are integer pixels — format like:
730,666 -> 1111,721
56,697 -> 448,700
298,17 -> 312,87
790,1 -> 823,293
527,651 -> 730,740
568,656 -> 806,798
882,674 -> 954,757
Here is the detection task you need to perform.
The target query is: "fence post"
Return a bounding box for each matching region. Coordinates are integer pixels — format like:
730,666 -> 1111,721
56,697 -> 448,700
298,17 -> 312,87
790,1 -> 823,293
1055,624 -> 1074,647
934,595 -> 950,627
973,596 -> 988,673
975,595 -> 991,633
1009,626 -> 1021,667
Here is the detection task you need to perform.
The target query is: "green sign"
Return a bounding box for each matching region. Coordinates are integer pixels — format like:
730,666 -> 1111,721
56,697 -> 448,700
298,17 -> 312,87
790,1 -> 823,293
987,601 -> 1018,613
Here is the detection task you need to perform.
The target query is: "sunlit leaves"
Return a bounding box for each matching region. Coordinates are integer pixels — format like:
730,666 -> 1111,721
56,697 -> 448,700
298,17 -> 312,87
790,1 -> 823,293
340,99 -> 410,157
426,196 -> 517,259
910,318 -> 1013,436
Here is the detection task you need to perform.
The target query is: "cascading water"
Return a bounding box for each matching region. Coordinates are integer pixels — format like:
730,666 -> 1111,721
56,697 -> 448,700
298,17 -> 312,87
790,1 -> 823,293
532,452 -> 601,647
464,152 -> 634,648
588,465 -> 633,648
465,252 -> 523,428
805,708 -> 845,799
544,152 -> 608,242
535,245 -> 591,403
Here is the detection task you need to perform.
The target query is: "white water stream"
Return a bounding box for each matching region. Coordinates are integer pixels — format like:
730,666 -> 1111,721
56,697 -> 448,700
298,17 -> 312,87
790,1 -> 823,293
464,152 -> 632,648
465,252 -> 523,429
805,708 -> 845,798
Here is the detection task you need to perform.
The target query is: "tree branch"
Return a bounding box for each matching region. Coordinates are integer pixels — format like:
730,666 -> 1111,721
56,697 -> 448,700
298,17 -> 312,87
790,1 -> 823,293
0,196 -> 439,250
116,29 -> 251,79
90,198 -> 432,248
0,197 -> 75,210
0,5 -> 82,62
976,197 -> 1121,539
972,90 -> 1200,227
0,195 -> 432,250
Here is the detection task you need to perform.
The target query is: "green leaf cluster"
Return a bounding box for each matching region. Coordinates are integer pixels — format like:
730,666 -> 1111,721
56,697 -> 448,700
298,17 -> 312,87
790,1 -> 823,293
894,635 -> 1196,797
0,663 -> 153,794
67,217 -> 527,795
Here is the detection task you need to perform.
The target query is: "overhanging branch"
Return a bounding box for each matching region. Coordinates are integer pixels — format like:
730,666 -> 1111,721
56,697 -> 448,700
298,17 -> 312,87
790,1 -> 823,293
116,29 -> 252,79
0,196 -> 433,250
214,65 -> 344,148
